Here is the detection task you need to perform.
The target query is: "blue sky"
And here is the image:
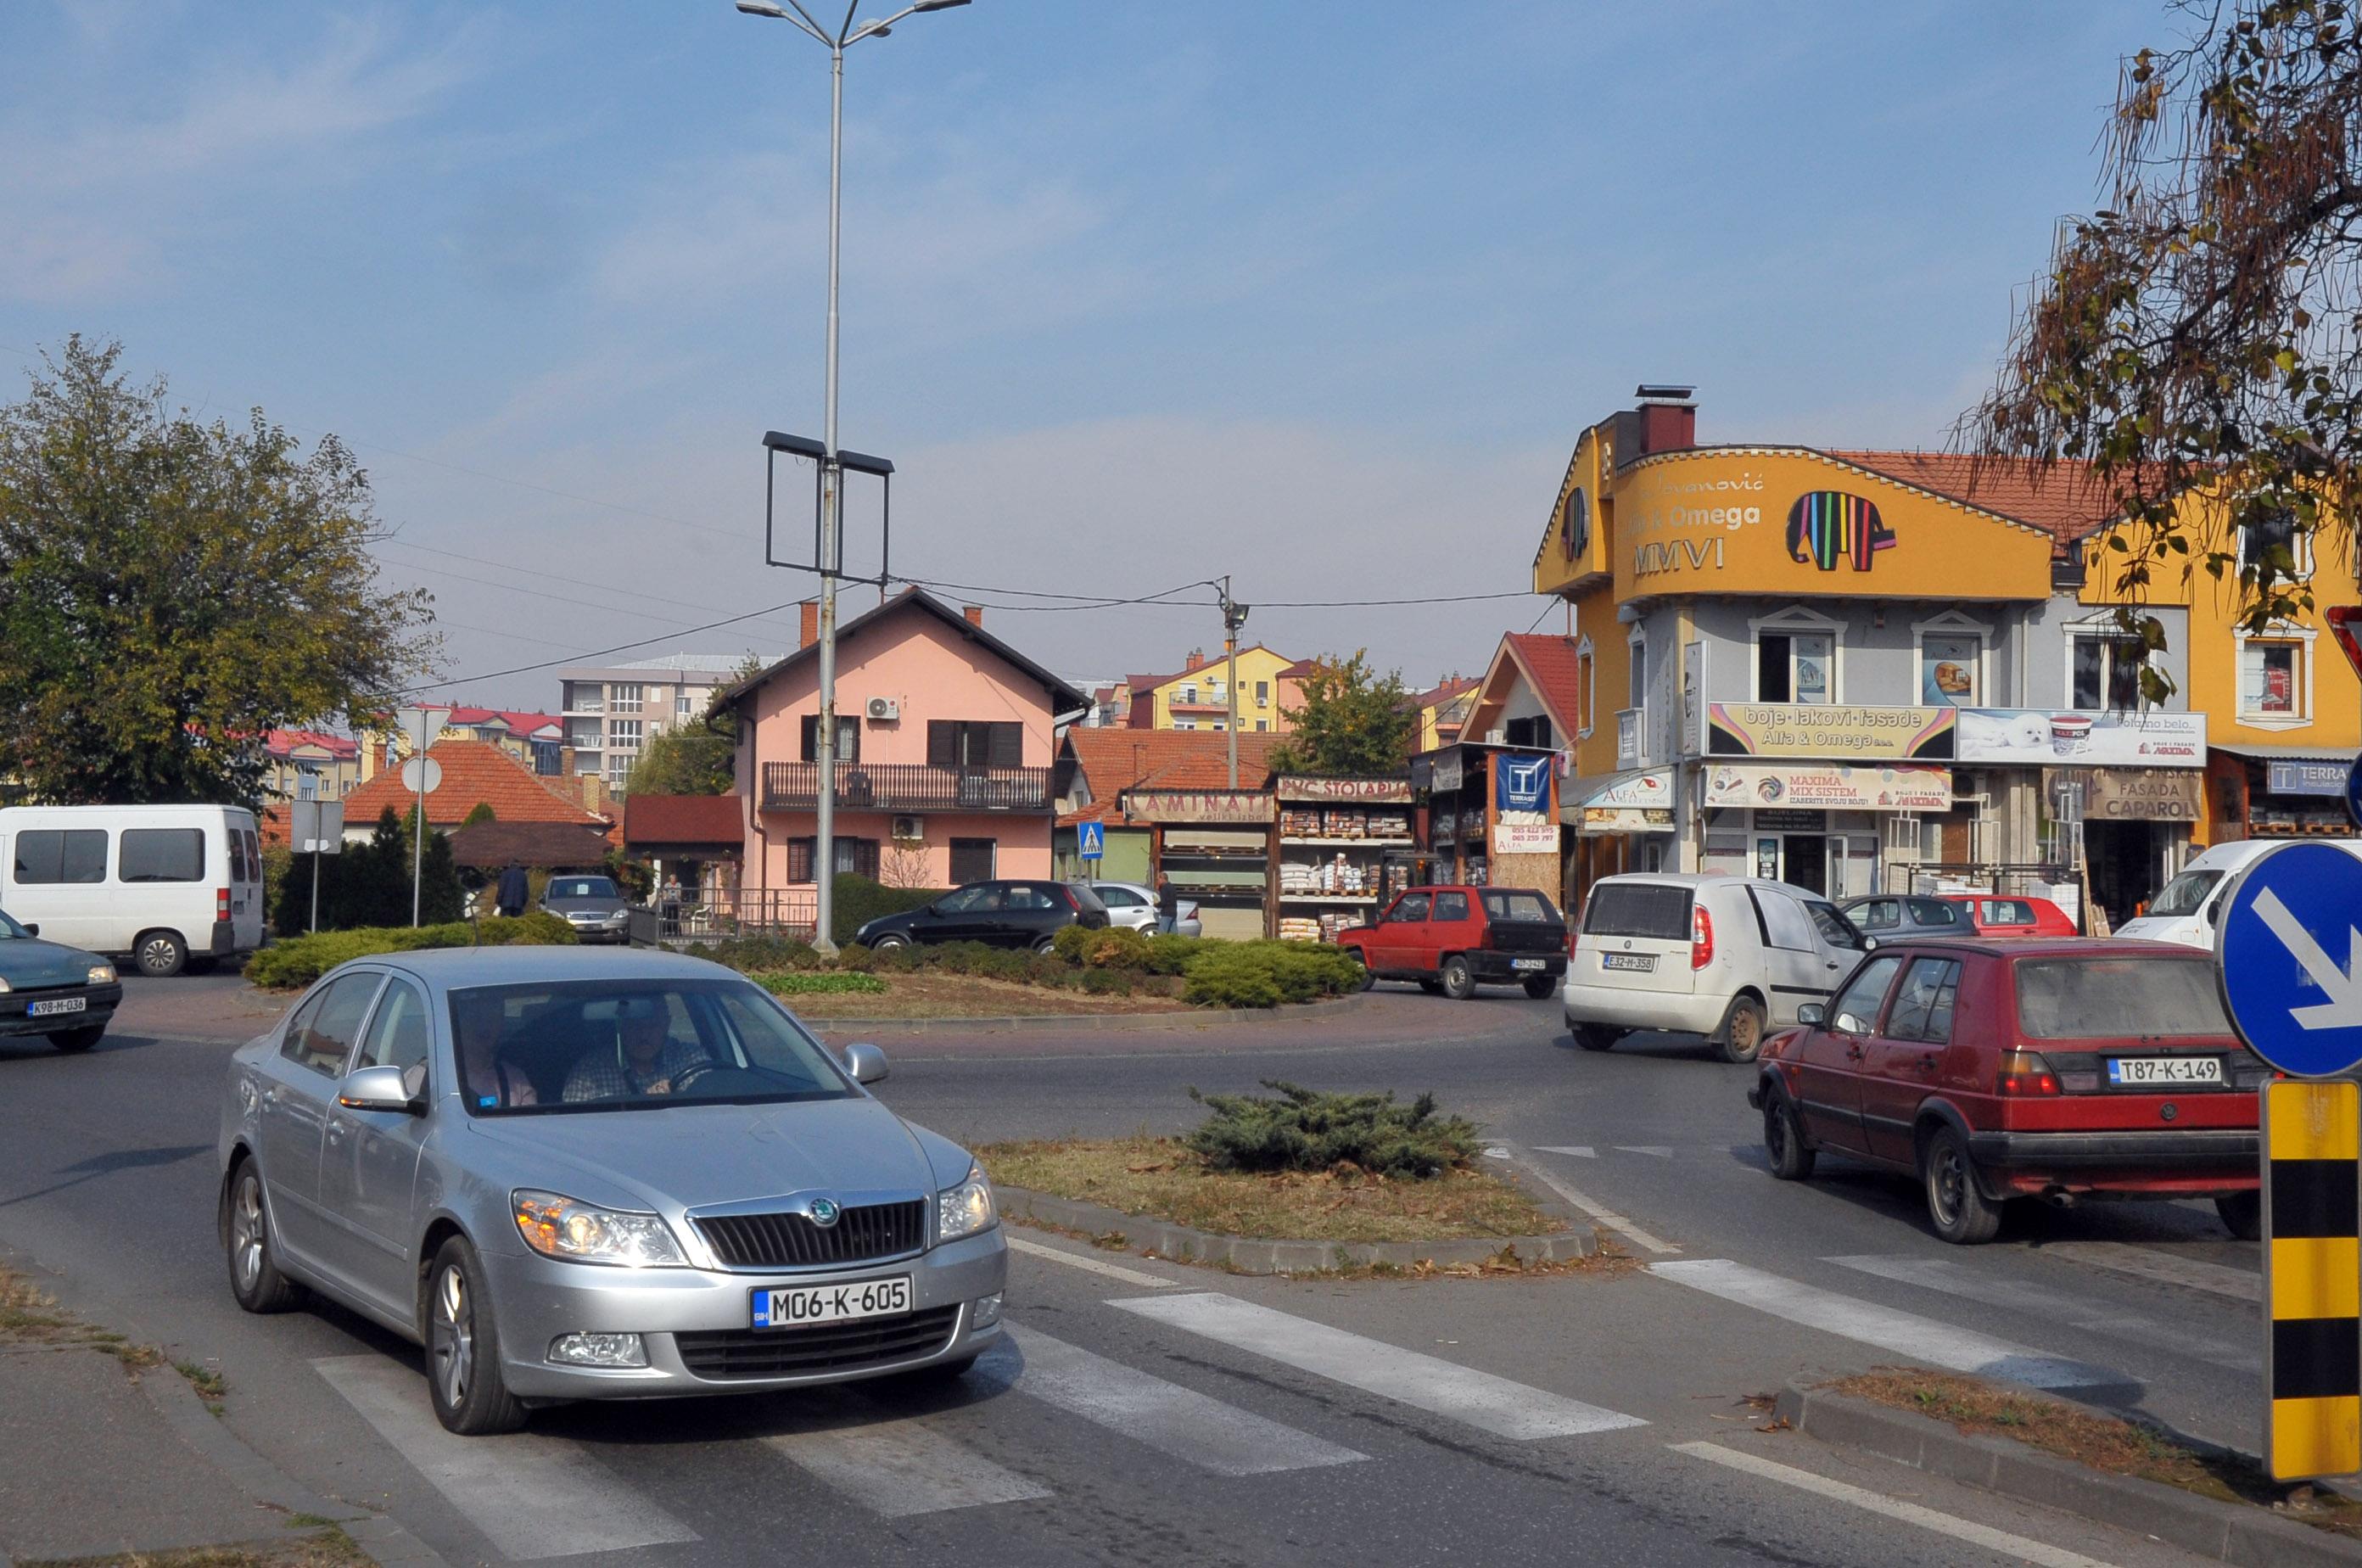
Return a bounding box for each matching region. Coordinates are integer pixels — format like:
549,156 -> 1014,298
1,2 -> 2170,709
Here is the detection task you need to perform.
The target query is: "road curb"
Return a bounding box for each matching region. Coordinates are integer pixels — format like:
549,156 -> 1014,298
1774,1380 -> 2362,1566
997,1184 -> 1595,1274
138,1367 -> 453,1568
809,994 -> 1374,1034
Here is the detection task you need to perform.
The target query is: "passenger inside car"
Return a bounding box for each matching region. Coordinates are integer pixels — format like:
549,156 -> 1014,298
562,994 -> 714,1101
454,991 -> 537,1109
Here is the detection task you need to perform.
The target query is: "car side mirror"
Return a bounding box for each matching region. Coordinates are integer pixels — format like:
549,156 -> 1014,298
1861,936 -> 1878,952
1795,1003 -> 1827,1028
337,1063 -> 423,1115
20,922 -> 36,938
841,1042 -> 889,1085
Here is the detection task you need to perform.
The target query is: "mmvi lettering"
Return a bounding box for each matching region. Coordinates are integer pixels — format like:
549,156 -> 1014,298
1634,537 -> 1725,576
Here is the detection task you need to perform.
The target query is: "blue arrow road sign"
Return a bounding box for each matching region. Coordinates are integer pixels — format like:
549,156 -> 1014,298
2218,841 -> 2362,1078
2347,753 -> 2362,831
1077,820 -> 1105,860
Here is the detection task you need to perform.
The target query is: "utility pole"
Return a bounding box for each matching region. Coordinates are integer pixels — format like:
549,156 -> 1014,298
1219,578 -> 1250,788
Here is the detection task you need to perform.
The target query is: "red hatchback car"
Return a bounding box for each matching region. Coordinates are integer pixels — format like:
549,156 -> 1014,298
1336,885 -> 1568,999
1941,893 -> 2079,938
1748,938 -> 2263,1244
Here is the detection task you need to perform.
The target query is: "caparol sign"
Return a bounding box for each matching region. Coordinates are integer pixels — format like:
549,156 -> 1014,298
2049,767 -> 2203,821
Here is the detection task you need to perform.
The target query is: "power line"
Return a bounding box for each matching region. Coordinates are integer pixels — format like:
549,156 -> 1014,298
404,598 -> 807,694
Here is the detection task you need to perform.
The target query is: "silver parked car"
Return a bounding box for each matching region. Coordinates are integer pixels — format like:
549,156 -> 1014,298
217,947 -> 1005,1435
1089,881 -> 1201,938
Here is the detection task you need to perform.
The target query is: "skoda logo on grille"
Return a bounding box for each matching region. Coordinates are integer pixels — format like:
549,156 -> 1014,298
808,1197 -> 842,1227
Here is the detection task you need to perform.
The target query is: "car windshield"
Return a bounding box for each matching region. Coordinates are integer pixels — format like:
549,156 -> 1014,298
2147,869 -> 2222,919
548,877 -> 618,899
451,978 -> 854,1116
0,910 -> 26,939
2014,957 -> 2234,1039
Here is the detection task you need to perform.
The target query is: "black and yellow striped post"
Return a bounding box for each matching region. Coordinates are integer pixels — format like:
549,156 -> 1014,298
2264,1078 -> 2362,1481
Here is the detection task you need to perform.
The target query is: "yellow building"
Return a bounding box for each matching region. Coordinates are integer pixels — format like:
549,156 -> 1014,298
1122,646 -> 1304,733
1517,386 -> 2359,925
1413,677 -> 1479,752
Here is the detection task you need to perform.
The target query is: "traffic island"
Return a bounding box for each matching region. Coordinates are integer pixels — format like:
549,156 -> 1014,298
1776,1370 -> 2362,1567
982,1082 -> 1605,1275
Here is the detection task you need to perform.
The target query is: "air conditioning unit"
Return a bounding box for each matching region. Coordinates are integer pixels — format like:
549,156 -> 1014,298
891,815 -> 923,842
866,697 -> 900,722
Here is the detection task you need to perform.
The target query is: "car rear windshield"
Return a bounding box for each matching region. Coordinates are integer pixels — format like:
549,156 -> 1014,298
1482,890 -> 1560,924
2014,957 -> 2234,1039
452,978 -> 854,1116
2147,869 -> 2221,919
1584,882 -> 1692,940
1982,899 -> 2036,924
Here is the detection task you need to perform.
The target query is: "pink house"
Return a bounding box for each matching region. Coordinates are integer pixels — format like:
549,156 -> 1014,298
724,589 -> 1085,904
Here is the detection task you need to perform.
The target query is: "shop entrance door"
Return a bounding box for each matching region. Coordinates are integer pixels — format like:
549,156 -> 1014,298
2085,820 -> 2163,929
1783,834 -> 1828,895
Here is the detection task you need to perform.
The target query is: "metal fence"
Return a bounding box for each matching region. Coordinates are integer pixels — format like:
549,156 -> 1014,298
628,888 -> 820,948
761,760 -> 1053,814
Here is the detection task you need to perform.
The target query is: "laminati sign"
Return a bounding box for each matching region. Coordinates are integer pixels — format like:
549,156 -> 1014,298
1120,789 -> 1274,825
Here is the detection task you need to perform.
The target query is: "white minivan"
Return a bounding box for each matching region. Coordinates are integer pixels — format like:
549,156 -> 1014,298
1564,872 -> 1873,1062
2115,837 -> 2362,951
0,805 -> 266,976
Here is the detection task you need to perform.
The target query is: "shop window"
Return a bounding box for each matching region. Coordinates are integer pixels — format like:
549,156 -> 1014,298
1919,634 -> 1980,706
798,714 -> 860,763
2240,639 -> 2304,718
1756,632 -> 1833,704
2068,632 -> 2147,711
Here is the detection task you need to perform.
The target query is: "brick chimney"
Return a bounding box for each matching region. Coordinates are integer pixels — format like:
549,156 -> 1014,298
1635,384 -> 1697,456
962,604 -> 984,628
799,600 -> 820,647
1184,648 -> 1206,672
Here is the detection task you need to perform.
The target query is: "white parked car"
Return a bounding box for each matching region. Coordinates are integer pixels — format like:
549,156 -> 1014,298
1562,873 -> 1872,1062
0,804 -> 266,976
1089,882 -> 1201,938
2116,838 -> 2362,950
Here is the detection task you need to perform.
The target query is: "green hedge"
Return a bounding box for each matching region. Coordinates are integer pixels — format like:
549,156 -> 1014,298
244,913 -> 577,990
831,874 -> 942,948
1181,940 -> 1362,1008
758,972 -> 888,996
1184,1080 -> 1481,1178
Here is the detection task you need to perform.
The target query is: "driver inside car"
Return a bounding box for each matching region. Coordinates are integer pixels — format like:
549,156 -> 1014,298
562,995 -> 712,1102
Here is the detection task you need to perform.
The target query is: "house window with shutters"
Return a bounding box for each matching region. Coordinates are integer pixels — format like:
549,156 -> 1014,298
949,837 -> 996,884
787,836 -> 880,882
799,714 -> 861,763
926,720 -> 1023,768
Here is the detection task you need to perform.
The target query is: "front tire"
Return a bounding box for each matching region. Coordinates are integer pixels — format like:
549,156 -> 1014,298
1439,955 -> 1476,1000
1763,1091 -> 1816,1180
1922,1126 -> 2001,1245
135,930 -> 188,977
1574,1023 -> 1620,1051
871,932 -> 911,952
2215,1190 -> 2263,1241
1521,976 -> 1557,1000
425,1238 -> 528,1436
1032,936 -> 1058,955
1716,995 -> 1766,1065
1346,954 -> 1375,992
48,1025 -> 104,1053
225,1162 -> 300,1313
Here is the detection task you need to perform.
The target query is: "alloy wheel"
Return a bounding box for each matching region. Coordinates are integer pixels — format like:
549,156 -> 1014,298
431,1264 -> 473,1408
1929,1145 -> 1967,1226
232,1175 -> 266,1291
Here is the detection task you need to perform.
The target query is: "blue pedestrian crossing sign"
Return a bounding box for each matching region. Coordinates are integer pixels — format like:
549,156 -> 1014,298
2218,841 -> 2362,1078
1077,820 -> 1105,861
2346,752 -> 2362,831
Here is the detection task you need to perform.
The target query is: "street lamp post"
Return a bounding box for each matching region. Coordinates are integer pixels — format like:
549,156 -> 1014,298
736,0 -> 971,955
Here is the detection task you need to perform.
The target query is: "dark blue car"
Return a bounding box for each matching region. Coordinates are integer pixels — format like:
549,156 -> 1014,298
0,907 -> 123,1052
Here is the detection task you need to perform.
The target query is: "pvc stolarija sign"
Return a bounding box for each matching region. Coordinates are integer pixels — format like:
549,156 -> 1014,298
1276,776 -> 1413,804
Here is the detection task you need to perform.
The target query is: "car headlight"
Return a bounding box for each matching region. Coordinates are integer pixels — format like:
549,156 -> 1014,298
87,964 -> 115,985
512,1190 -> 686,1268
0,977 -> 11,994
937,1166 -> 997,1242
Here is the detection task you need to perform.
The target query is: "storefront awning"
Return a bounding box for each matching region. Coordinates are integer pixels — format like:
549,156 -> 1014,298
2211,742 -> 2355,764
1561,767 -> 1676,814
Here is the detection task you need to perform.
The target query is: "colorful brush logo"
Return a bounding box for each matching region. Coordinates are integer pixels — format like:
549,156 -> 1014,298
1784,491 -> 1895,572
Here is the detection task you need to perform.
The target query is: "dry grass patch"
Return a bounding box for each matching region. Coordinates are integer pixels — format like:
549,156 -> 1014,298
982,1134 -> 1567,1244
1837,1369 -> 2362,1537
20,1530 -> 370,1568
781,972 -> 1191,1019
0,1264 -> 215,1399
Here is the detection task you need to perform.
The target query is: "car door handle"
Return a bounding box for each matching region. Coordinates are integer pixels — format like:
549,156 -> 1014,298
1918,1053 -> 1939,1072
1844,1044 -> 1865,1061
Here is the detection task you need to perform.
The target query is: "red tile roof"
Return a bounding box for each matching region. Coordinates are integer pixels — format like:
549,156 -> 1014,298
1125,647 -> 1296,697
264,729 -> 358,761
1499,634 -> 1587,735
622,793 -> 744,848
339,740 -> 609,832
1414,676 -> 1478,709
1062,729 -> 1285,808
1826,451 -> 2122,541
445,820 -> 615,871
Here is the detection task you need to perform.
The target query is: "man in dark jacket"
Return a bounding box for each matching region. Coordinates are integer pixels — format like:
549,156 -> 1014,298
1156,876 -> 1178,935
495,861 -> 529,919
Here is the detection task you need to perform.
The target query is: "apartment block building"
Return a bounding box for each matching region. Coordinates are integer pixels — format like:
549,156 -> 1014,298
557,645 -> 781,790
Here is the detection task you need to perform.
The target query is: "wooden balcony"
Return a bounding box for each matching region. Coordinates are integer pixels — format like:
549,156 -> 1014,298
761,761 -> 1054,815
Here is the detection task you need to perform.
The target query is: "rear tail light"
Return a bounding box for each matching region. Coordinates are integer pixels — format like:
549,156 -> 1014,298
1059,886 -> 1078,910
1567,928 -> 1580,959
1997,1050 -> 2060,1096
1691,904 -> 1715,970
215,887 -> 231,921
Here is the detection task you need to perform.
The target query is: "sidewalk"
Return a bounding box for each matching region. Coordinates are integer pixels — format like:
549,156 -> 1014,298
113,972 -> 290,1044
0,1261 -> 437,1568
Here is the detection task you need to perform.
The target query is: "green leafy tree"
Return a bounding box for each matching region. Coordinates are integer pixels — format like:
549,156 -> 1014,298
0,336 -> 437,807
1962,0 -> 2362,697
270,805 -> 461,934
624,653 -> 760,797
462,802 -> 497,827
1266,651 -> 1415,777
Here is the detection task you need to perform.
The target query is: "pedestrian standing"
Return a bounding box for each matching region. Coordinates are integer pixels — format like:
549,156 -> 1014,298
1156,874 -> 1178,935
496,860 -> 529,919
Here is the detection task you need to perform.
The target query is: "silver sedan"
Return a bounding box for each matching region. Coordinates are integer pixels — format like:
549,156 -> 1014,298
1090,881 -> 1201,938
216,946 -> 1005,1435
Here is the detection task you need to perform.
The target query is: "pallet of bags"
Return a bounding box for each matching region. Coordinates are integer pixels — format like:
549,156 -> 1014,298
1322,809 -> 1366,838
1364,810 -> 1410,838
1278,916 -> 1323,942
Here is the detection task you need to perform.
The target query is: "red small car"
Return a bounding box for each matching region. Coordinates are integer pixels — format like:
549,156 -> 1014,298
1337,885 -> 1568,1000
1749,938 -> 2262,1244
1941,893 -> 2079,938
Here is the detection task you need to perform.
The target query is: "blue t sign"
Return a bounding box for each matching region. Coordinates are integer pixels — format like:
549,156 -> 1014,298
2346,752 -> 2362,831
2218,842 -> 2362,1078
1077,820 -> 1105,861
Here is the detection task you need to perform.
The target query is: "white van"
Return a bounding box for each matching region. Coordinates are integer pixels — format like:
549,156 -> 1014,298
0,805 -> 266,976
2115,838 -> 2362,951
1564,872 -> 1872,1062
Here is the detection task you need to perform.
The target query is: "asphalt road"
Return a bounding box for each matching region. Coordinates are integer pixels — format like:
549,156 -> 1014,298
0,973 -> 2275,1567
